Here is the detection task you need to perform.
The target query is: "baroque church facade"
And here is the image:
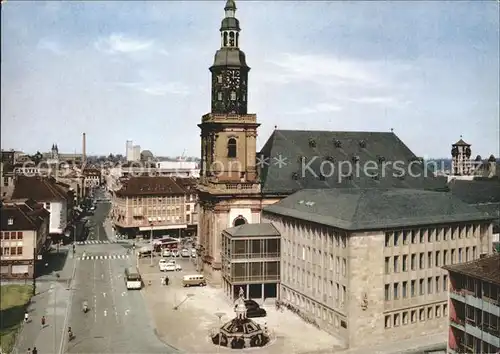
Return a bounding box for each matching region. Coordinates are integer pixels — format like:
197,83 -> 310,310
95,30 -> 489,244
196,0 -> 447,284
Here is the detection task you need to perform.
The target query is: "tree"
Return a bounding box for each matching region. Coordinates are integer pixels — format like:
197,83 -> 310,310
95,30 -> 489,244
31,151 -> 43,164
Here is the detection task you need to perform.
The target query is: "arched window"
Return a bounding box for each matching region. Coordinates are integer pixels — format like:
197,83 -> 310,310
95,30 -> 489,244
236,32 -> 239,47
234,217 -> 246,226
223,32 -> 228,47
227,138 -> 237,158
229,32 -> 235,47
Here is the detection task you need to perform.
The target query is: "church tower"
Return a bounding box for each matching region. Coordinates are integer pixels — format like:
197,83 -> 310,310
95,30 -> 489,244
197,0 -> 261,285
451,137 -> 472,176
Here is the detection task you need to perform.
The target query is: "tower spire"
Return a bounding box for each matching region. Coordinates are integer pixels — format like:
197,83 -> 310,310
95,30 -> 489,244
220,0 -> 240,49
224,0 -> 236,17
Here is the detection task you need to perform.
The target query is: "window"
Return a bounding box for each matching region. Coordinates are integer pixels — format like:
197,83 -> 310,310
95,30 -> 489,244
393,313 -> 400,327
7,218 -> 13,225
394,231 -> 400,246
435,251 -> 440,267
411,280 -> 416,297
419,308 -> 425,321
427,277 -> 433,294
443,250 -> 448,265
411,310 -> 417,323
384,315 -> 391,328
385,284 -> 390,301
472,246 -> 476,259
17,232 -> 23,240
427,252 -> 432,268
16,247 -> 22,255
428,228 -> 433,242
419,253 -> 425,269
230,91 -> 236,100
419,279 -> 425,295
45,202 -> 51,210
394,256 -> 399,273
451,249 -> 455,264
436,228 -> 440,241
227,138 -> 237,158
419,229 -> 424,243
385,257 -> 390,274
403,230 -> 408,244
435,305 -> 441,318
3,232 -> 10,240
443,275 -> 448,292
394,283 -> 399,300
217,92 -> 222,100
411,230 -> 417,244
402,281 -> 408,298
443,304 -> 448,316
10,247 -> 16,255
435,276 -> 440,293
427,307 -> 433,319
402,255 -> 408,272
458,248 -> 463,263
444,227 -> 448,240
411,253 -> 416,270
465,247 -> 470,261
186,205 -> 190,211
403,311 -> 408,325
384,232 -> 391,247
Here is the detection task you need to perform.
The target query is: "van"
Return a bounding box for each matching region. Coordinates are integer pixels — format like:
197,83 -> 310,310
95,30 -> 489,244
124,268 -> 142,290
182,274 -> 206,287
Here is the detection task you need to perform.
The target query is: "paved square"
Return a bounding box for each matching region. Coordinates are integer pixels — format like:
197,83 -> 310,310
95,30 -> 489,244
139,256 -> 345,354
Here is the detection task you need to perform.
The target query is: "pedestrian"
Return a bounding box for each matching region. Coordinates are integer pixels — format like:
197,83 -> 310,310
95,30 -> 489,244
27,348 -> 30,354
32,347 -> 38,354
41,316 -> 45,328
24,311 -> 29,323
165,276 -> 169,286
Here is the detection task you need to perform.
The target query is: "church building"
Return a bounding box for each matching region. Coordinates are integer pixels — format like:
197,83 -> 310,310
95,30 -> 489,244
196,0 -> 447,285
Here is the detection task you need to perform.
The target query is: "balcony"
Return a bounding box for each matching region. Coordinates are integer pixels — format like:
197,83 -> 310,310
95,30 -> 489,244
230,274 -> 280,283
201,113 -> 257,123
450,316 -> 465,331
198,181 -> 261,195
450,288 -> 466,302
229,252 -> 280,261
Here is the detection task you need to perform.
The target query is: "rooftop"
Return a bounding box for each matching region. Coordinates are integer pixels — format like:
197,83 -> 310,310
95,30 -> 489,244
443,254 -> 500,285
258,130 -> 447,195
224,223 -> 280,237
115,176 -> 186,196
12,176 -> 68,201
0,201 -> 50,231
263,188 -> 494,231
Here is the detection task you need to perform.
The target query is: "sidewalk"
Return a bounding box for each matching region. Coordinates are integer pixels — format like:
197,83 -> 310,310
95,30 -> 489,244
15,281 -> 72,354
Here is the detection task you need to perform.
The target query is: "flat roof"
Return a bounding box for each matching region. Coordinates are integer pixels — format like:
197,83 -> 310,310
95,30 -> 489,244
443,253 -> 500,285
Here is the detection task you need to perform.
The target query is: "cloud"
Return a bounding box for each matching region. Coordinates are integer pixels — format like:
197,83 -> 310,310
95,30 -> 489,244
288,103 -> 342,115
344,96 -> 411,108
116,82 -> 190,96
37,39 -> 65,55
95,34 -> 154,54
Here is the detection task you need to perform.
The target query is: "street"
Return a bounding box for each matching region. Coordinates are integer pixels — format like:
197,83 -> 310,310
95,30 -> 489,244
16,188 -> 175,354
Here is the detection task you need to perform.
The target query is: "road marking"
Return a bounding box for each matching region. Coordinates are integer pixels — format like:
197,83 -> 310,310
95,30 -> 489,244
121,292 -> 126,296
101,274 -> 104,279
125,310 -> 130,316
103,292 -> 106,298
104,310 -> 107,317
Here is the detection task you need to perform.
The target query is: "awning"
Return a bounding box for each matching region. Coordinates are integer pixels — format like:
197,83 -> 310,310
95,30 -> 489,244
139,224 -> 187,231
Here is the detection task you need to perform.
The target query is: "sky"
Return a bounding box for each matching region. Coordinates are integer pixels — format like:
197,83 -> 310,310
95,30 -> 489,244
1,1 -> 499,158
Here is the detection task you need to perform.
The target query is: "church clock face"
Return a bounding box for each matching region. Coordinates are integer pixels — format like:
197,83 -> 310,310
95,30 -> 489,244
228,69 -> 240,87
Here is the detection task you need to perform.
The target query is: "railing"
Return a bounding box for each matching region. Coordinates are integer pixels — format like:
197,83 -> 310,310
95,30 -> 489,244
202,113 -> 257,123
483,295 -> 499,305
230,253 -> 280,260
450,317 -> 465,326
451,288 -> 465,296
200,181 -> 261,193
230,274 -> 280,282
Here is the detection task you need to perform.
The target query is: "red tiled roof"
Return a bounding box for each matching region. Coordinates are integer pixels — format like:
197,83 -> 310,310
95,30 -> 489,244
12,176 -> 67,201
115,176 -> 185,197
443,254 -> 500,285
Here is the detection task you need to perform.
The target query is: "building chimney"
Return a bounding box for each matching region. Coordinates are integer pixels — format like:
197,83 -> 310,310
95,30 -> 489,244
82,132 -> 86,167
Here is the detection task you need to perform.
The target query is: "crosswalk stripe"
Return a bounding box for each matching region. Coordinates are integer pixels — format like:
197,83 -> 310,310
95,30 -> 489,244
78,254 -> 130,260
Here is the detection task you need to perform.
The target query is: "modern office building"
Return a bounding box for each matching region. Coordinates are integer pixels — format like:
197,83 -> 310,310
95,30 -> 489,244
444,254 -> 499,354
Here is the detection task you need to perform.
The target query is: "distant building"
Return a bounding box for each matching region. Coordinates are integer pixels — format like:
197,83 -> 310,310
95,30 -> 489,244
449,138 -> 497,180
0,200 -> 50,279
133,145 -> 141,161
126,140 -> 134,162
262,188 -> 494,349
140,150 -> 154,162
110,176 -> 197,238
156,161 -> 200,178
443,254 -> 499,354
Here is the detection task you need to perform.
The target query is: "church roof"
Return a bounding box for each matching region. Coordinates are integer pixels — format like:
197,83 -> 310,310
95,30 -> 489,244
263,188 -> 494,231
453,138 -> 470,146
258,130 -> 447,195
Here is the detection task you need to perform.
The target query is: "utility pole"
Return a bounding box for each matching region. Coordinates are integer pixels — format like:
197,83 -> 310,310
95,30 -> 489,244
150,222 -> 154,266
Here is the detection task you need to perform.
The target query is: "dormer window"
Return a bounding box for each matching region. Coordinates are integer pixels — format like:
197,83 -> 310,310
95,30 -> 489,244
325,156 -> 334,162
319,173 -> 326,181
297,155 -> 306,163
333,139 -> 342,148
378,155 -> 386,163
359,140 -> 366,148
292,172 -> 299,180
230,91 -> 236,101
308,138 -> 316,148
352,155 -> 360,163
227,138 -> 237,158
7,218 -> 13,225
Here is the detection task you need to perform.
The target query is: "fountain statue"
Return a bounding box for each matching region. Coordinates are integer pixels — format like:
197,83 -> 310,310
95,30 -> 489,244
210,289 -> 270,349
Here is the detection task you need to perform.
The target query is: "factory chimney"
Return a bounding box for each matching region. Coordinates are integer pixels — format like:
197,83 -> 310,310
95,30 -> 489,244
82,132 -> 86,167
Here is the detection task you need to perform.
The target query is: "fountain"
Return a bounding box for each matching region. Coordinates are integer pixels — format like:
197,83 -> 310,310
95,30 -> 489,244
211,287 -> 270,349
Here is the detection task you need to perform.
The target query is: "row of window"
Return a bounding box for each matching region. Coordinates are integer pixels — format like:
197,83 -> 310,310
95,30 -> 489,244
384,224 -> 480,247
280,221 -> 348,248
282,242 -> 347,264
385,275 -> 448,301
385,247 -> 477,274
1,247 -> 24,256
384,303 -> 448,328
282,287 -> 348,329
0,231 -> 23,240
126,196 -> 185,204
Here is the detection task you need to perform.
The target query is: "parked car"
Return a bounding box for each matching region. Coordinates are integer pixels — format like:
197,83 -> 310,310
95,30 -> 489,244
244,300 -> 260,309
162,249 -> 171,257
191,248 -> 196,258
171,249 -> 180,257
246,307 -> 267,318
163,259 -> 182,271
181,248 -> 190,257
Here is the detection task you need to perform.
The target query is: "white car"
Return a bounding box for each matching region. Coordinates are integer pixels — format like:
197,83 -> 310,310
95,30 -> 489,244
191,248 -> 196,258
162,249 -> 171,257
181,248 -> 190,257
159,259 -> 182,272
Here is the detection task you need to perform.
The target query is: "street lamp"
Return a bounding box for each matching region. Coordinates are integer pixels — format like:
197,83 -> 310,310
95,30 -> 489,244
214,311 -> 225,353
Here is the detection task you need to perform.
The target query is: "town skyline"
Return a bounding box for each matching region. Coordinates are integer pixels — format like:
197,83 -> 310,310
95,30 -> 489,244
1,1 -> 499,157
